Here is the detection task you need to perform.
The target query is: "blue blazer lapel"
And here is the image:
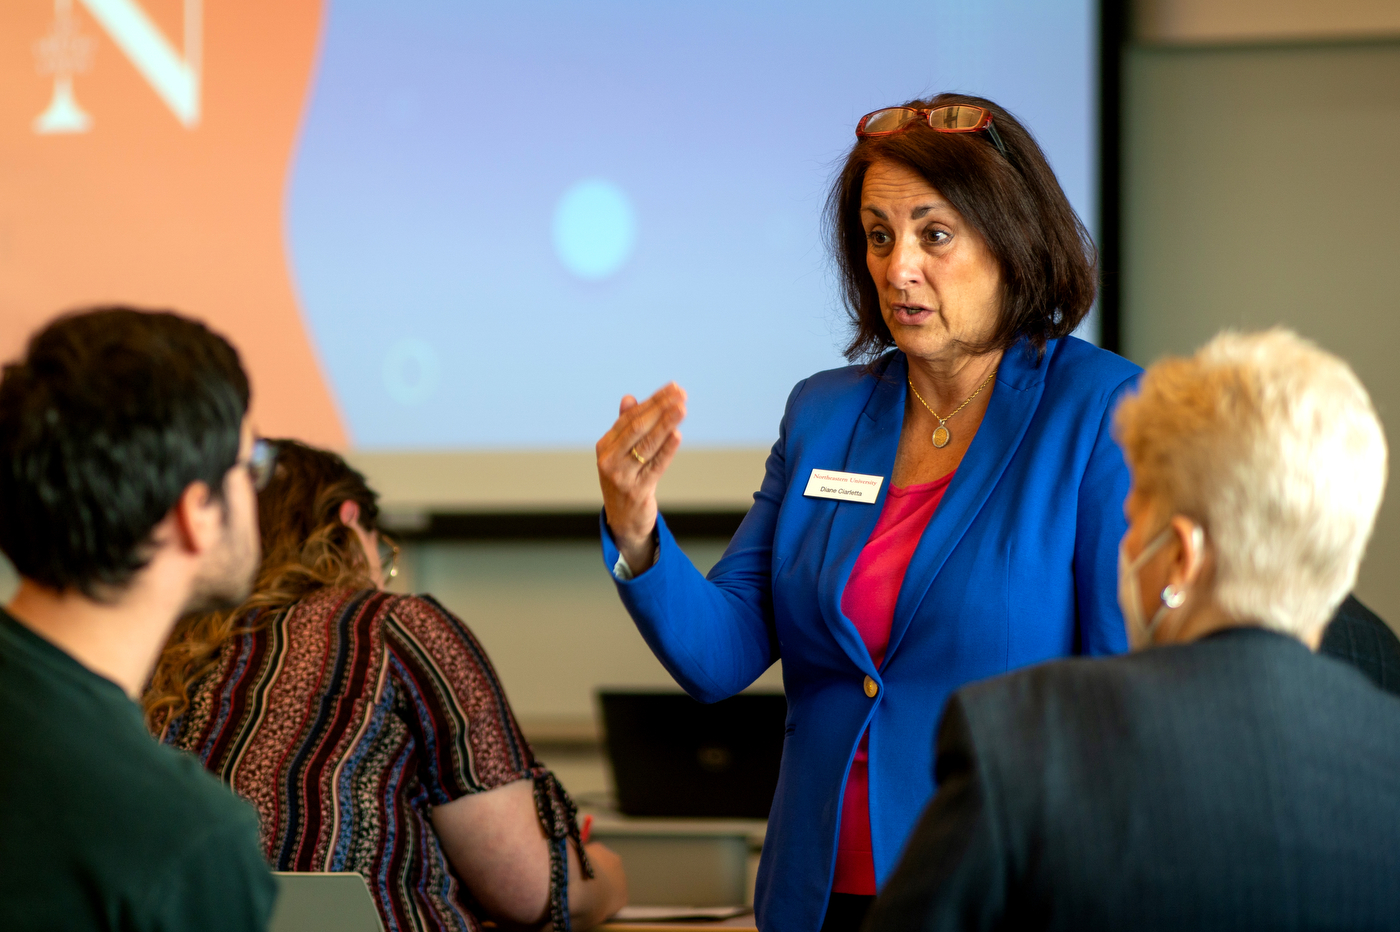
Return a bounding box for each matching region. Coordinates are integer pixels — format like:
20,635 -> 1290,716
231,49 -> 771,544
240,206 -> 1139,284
816,353 -> 907,674
883,340 -> 1050,665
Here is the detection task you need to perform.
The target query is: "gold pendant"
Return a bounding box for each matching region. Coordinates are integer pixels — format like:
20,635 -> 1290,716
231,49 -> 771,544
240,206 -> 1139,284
932,424 -> 950,448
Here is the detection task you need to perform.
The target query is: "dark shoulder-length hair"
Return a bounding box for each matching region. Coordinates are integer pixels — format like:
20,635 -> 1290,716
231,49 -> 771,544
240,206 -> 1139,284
828,92 -> 1097,362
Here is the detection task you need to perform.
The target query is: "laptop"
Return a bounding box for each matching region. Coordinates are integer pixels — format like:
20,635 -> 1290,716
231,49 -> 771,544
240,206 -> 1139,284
598,690 -> 786,819
268,872 -> 384,932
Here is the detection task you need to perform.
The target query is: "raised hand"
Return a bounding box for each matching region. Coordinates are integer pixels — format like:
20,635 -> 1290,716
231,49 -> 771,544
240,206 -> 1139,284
595,383 -> 687,574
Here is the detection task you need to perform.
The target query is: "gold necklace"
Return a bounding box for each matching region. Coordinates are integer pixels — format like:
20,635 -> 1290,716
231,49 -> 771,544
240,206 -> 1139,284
907,367 -> 997,449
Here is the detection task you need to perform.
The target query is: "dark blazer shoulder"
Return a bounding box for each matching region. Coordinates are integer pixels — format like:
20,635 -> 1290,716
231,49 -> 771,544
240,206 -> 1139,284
898,629 -> 1400,932
950,651 -> 1138,756
952,628 -> 1400,757
1321,595 -> 1400,696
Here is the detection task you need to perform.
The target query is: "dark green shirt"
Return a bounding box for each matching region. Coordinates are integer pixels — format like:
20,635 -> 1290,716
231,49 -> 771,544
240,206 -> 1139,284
0,608 -> 276,931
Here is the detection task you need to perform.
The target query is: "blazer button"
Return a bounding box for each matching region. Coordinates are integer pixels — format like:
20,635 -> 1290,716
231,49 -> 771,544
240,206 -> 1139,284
863,675 -> 879,698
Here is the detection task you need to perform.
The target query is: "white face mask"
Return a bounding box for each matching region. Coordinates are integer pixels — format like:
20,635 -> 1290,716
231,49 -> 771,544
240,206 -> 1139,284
1117,525 -> 1201,651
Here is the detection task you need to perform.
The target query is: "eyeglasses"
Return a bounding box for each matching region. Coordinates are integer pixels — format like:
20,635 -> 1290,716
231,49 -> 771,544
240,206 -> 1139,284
377,534 -> 400,580
240,438 -> 277,491
855,104 -> 1010,161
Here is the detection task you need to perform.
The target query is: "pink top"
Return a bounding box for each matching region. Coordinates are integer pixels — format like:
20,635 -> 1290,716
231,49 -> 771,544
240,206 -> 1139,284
832,472 -> 954,895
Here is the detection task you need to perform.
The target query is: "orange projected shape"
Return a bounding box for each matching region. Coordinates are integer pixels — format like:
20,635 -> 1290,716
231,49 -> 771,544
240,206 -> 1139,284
0,0 -> 348,448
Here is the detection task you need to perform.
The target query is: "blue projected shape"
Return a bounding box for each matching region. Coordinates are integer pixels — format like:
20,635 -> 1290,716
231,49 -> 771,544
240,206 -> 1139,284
382,337 -> 441,406
552,179 -> 637,281
286,0 -> 1095,449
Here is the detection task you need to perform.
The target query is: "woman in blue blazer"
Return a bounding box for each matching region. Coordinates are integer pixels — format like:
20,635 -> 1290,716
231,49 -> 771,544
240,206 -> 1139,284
595,93 -> 1139,932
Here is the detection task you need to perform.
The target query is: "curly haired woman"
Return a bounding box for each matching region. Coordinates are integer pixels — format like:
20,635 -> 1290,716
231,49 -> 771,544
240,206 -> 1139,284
146,440 -> 626,932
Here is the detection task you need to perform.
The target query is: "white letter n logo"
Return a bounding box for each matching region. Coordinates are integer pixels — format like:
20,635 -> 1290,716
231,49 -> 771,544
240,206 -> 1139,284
34,0 -> 202,134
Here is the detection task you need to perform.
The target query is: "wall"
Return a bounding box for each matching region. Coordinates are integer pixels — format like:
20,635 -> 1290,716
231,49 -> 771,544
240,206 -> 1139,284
1135,0 -> 1400,45
348,449 -> 770,518
1122,4 -> 1400,626
390,536 -> 782,735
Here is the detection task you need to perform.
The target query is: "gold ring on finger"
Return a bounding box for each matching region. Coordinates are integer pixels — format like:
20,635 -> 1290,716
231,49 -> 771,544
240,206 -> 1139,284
630,447 -> 647,465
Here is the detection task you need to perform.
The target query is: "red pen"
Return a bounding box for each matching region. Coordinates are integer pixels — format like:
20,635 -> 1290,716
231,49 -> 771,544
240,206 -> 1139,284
580,814 -> 593,845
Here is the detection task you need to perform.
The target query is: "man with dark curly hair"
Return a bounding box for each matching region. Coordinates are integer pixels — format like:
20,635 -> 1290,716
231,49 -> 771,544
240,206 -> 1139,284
0,307 -> 277,931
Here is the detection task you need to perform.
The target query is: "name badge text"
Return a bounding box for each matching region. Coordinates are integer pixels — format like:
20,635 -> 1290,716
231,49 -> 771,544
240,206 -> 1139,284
803,469 -> 884,503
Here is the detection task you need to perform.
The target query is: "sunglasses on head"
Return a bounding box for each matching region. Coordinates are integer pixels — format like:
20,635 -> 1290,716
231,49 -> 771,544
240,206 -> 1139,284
855,104 -> 1010,161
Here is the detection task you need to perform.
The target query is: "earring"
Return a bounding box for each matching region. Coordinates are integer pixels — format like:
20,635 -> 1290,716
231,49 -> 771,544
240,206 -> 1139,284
1161,584 -> 1186,609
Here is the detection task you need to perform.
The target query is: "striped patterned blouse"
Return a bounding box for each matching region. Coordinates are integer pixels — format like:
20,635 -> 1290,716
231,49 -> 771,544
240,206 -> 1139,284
164,587 -> 584,932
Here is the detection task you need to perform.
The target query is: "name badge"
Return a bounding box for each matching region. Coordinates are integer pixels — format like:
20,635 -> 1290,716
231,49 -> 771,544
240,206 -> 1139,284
803,468 -> 884,503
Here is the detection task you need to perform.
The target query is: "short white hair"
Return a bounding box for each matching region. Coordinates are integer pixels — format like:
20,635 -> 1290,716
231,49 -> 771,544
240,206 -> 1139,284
1114,329 -> 1387,637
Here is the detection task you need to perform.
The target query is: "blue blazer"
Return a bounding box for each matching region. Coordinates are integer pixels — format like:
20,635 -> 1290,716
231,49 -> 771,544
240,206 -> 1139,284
601,337 -> 1141,932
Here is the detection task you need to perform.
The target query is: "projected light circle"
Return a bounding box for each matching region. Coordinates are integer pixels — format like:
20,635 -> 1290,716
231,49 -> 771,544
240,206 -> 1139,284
382,337 -> 441,406
552,179 -> 637,280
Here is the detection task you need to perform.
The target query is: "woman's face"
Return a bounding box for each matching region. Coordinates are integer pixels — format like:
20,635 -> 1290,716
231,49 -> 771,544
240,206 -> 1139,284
860,159 -> 1004,362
